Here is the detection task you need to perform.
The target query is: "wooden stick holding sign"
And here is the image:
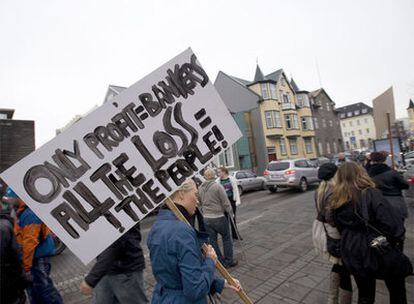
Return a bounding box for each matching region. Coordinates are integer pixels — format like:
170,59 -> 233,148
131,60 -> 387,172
165,198 -> 253,304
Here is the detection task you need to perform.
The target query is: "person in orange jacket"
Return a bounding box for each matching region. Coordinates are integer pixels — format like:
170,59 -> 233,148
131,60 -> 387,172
4,187 -> 63,304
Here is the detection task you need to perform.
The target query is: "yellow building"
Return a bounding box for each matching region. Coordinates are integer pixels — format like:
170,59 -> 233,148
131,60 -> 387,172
246,66 -> 317,160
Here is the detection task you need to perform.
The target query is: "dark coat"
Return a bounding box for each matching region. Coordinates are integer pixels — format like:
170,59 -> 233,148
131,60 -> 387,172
333,188 -> 405,278
368,164 -> 409,196
85,223 -> 145,288
148,208 -> 224,304
0,210 -> 27,303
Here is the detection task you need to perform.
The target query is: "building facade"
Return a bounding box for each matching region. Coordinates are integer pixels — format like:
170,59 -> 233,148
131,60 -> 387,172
336,103 -> 376,150
215,66 -> 317,175
304,87 -> 344,157
0,109 -> 35,173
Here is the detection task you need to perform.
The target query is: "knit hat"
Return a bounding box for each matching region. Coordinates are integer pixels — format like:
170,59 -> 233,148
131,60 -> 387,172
317,163 -> 338,181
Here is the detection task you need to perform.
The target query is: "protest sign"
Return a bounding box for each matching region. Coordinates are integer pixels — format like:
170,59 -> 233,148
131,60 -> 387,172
1,48 -> 242,264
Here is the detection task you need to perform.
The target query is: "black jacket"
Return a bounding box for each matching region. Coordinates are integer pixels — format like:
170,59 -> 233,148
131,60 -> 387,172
333,188 -> 405,277
85,223 -> 145,288
368,163 -> 408,196
0,210 -> 27,303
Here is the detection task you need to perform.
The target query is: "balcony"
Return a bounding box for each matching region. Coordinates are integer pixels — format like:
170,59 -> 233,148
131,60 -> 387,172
281,103 -> 296,111
285,128 -> 301,137
265,127 -> 284,138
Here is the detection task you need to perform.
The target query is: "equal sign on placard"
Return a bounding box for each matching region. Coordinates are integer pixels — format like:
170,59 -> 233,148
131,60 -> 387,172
194,108 -> 211,129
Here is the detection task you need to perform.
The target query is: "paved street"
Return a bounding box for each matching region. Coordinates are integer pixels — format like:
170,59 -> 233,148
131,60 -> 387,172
51,188 -> 414,303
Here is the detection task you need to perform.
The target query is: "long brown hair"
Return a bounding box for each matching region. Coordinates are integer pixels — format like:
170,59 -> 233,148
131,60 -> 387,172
316,179 -> 334,211
331,162 -> 375,209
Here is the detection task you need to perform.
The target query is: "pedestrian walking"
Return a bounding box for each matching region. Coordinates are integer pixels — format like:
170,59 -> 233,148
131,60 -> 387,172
199,168 -> 237,268
147,179 -> 241,303
313,163 -> 352,304
79,223 -> 148,304
335,153 -> 348,167
4,187 -> 63,304
368,151 -> 409,221
217,167 -> 241,240
0,196 -> 27,304
332,162 -> 409,304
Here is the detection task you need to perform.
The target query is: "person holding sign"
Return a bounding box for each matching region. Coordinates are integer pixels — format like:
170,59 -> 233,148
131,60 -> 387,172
147,179 -> 241,303
3,187 -> 63,304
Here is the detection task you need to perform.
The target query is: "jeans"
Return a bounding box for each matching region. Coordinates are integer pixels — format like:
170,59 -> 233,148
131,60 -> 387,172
28,257 -> 63,304
92,270 -> 148,304
353,275 -> 407,304
205,216 -> 234,266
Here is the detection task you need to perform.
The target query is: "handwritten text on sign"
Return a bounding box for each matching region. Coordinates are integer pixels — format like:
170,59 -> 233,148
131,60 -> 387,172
1,48 -> 242,264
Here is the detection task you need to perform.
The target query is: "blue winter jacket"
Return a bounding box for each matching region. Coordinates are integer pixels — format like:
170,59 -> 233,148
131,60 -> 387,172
147,209 -> 225,304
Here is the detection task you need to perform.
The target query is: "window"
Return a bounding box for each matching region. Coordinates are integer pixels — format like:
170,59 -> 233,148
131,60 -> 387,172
280,138 -> 287,155
351,131 -> 355,136
295,160 -> 309,168
297,95 -> 303,107
329,120 -> 333,127
326,142 -> 331,154
283,94 -> 290,104
302,95 -> 310,107
274,111 -> 282,127
267,146 -> 277,162
362,108 -> 368,114
293,114 -> 299,129
289,138 -> 298,155
340,113 -> 346,118
270,84 -> 277,99
354,110 -> 360,115
313,117 -> 319,129
366,128 -> 369,134
222,146 -> 234,167
304,138 -> 313,153
285,115 -> 292,129
261,83 -> 269,99
360,139 -> 366,148
347,112 -> 352,117
302,117 -> 314,130
358,129 -> 362,135
236,172 -> 247,179
0,113 -> 7,119
322,119 -> 327,128
349,121 -> 353,127
357,119 -> 361,126
342,122 -> 346,128
265,111 -> 274,128
326,102 -> 330,111
333,141 -> 338,154
318,142 -> 323,155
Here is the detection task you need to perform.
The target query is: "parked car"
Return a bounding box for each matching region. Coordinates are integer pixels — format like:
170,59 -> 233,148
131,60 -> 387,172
231,170 -> 266,195
309,157 -> 330,168
403,165 -> 414,198
264,159 -> 319,193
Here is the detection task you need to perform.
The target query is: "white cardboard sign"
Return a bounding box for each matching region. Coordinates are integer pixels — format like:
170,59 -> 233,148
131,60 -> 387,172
1,48 -> 242,264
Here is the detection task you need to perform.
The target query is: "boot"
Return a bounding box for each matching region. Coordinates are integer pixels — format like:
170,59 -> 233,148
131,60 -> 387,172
338,288 -> 352,304
328,271 -> 340,304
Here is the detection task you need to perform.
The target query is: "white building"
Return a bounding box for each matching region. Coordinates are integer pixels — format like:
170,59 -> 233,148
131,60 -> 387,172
336,102 -> 376,150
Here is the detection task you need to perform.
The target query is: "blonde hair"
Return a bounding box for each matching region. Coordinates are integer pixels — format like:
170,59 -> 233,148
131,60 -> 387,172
331,162 -> 375,209
170,179 -> 196,202
316,180 -> 329,211
203,168 -> 216,180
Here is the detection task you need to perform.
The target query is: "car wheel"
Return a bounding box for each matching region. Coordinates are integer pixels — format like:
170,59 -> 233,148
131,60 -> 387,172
269,186 -> 278,193
299,178 -> 308,192
238,186 -> 243,196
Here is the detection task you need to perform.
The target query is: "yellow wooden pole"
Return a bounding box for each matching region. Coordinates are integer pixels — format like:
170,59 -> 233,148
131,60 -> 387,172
165,198 -> 253,304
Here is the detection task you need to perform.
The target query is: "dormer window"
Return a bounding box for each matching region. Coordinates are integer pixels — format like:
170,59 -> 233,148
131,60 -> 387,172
362,108 -> 368,114
354,110 -> 360,115
347,112 -> 352,117
269,84 -> 277,99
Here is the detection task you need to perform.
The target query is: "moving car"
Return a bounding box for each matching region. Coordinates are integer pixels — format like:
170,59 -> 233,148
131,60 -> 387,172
231,170 -> 266,195
264,159 -> 319,193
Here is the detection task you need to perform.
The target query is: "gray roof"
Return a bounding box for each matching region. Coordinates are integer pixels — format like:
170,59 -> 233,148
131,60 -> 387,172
229,75 -> 251,86
336,102 -> 373,117
0,108 -> 15,119
290,78 -> 300,92
253,65 -> 265,82
408,99 -> 414,109
265,69 -> 283,82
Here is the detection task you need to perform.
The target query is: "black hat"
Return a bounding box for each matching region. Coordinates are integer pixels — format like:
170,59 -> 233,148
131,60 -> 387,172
318,163 -> 338,181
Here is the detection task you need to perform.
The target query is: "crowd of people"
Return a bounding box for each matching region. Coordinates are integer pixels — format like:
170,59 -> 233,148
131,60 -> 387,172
313,151 -> 412,304
1,152 -> 412,303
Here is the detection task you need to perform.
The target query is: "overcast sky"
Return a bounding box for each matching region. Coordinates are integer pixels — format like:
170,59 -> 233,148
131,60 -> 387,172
1,0 -> 413,147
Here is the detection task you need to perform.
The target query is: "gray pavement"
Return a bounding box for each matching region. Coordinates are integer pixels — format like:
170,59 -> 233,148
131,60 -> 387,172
51,188 -> 414,303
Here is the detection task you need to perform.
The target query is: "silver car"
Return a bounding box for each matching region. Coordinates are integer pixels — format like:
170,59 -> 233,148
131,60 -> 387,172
264,159 -> 319,193
231,170 -> 266,195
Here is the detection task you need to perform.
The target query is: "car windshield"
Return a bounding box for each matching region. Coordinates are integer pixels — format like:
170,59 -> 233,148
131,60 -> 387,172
267,162 -> 290,171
